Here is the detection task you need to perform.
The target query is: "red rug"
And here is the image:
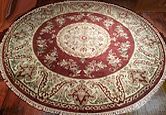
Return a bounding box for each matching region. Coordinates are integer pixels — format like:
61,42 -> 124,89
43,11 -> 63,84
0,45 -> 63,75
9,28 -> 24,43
0,1 -> 166,114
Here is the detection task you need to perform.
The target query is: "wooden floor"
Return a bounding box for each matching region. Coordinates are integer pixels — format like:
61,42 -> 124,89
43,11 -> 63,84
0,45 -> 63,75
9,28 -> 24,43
0,0 -> 166,115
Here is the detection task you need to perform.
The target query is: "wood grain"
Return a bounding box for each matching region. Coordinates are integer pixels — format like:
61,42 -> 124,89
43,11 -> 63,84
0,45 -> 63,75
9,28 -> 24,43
135,0 -> 166,12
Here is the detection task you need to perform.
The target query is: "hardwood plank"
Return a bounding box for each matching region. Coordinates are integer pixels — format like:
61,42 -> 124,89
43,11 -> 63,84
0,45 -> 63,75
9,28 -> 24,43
135,0 -> 166,12
0,90 -> 22,115
18,101 -> 43,115
130,86 -> 166,115
0,72 -> 4,82
141,13 -> 166,39
0,82 -> 44,115
0,29 -> 7,42
162,81 -> 166,92
0,82 -> 8,108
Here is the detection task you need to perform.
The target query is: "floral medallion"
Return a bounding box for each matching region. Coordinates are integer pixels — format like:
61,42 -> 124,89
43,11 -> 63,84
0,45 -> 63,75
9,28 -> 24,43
0,1 -> 166,114
33,12 -> 134,79
56,22 -> 110,58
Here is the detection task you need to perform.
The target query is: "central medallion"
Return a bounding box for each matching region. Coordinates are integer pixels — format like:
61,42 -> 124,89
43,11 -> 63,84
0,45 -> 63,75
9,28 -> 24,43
56,22 -> 111,58
33,12 -> 134,79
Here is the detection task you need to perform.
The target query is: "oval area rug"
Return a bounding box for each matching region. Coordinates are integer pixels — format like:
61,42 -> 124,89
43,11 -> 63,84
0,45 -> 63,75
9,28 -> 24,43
0,1 -> 166,114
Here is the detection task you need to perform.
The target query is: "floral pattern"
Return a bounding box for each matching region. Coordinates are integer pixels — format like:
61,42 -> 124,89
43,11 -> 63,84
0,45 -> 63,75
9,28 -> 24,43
118,41 -> 131,58
107,49 -> 121,70
57,59 -> 81,77
32,12 -> 134,79
103,19 -> 114,30
114,25 -> 129,39
44,47 -> 58,67
0,1 -> 165,115
84,60 -> 107,78
56,22 -> 110,58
